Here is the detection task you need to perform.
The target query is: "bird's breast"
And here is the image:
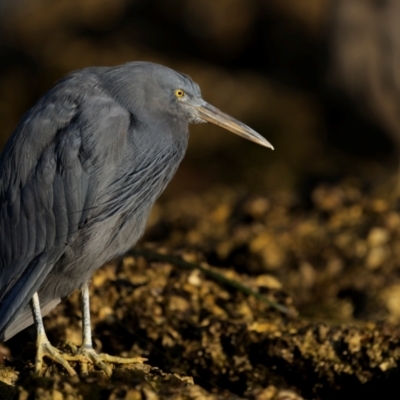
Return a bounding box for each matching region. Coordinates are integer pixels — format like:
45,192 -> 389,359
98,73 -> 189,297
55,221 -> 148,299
50,128 -> 188,291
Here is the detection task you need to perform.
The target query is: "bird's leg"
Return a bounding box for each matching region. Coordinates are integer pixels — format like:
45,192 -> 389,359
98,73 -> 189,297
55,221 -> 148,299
65,282 -> 145,376
31,292 -> 77,376
72,282 -> 112,376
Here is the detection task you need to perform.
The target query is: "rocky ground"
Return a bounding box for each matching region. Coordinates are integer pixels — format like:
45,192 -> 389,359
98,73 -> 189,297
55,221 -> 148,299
1,179 -> 400,399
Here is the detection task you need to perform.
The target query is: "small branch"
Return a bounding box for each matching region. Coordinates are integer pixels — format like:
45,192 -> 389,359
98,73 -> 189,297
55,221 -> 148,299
128,248 -> 296,317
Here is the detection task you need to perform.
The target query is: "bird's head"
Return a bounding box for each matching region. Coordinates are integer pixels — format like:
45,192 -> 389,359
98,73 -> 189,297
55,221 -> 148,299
105,62 -> 273,150
159,65 -> 274,150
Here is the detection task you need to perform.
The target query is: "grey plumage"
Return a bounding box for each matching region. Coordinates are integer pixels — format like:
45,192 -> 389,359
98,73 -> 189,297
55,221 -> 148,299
0,61 -> 273,347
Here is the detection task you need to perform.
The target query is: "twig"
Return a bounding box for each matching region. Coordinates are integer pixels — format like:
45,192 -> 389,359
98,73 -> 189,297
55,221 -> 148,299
128,248 -> 296,317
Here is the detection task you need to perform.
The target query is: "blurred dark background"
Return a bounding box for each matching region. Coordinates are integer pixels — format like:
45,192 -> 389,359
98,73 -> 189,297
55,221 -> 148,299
0,0 -> 398,197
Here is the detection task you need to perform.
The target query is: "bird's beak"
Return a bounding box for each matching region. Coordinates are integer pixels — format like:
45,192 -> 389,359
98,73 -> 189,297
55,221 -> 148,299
191,101 -> 274,150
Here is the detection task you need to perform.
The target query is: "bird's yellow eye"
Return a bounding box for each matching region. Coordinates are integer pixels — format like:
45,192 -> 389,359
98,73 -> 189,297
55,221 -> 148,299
175,89 -> 185,98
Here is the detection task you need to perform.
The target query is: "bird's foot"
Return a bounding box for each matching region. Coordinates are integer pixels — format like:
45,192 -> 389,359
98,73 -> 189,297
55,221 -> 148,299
35,334 -> 77,376
64,341 -> 146,377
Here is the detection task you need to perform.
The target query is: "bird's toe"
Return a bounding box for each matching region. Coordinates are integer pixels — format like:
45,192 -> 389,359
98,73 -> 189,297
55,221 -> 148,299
35,335 -> 77,376
63,341 -> 146,376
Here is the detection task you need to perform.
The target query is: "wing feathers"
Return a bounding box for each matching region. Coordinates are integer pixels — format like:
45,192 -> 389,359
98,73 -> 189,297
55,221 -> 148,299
0,71 -> 130,339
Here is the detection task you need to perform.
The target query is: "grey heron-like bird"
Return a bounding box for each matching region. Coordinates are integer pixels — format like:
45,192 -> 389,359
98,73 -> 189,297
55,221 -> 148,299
0,61 -> 273,376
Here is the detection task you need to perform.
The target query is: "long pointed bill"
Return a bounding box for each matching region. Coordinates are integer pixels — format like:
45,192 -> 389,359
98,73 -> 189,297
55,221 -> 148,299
193,101 -> 274,150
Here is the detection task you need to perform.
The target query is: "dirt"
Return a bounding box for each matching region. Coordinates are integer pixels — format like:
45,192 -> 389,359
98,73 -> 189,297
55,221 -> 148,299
1,179 -> 400,399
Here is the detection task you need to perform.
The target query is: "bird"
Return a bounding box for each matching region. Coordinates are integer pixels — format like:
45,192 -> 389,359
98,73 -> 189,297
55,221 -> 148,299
0,61 -> 273,376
